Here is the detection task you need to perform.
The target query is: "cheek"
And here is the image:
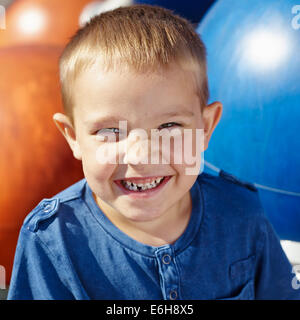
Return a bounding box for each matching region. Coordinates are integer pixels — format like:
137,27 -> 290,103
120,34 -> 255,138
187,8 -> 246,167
87,164 -> 116,182
167,129 -> 203,165
81,147 -> 117,183
172,163 -> 198,191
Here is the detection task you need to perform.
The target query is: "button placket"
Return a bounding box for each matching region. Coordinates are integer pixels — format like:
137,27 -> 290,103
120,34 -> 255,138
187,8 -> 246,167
155,246 -> 180,300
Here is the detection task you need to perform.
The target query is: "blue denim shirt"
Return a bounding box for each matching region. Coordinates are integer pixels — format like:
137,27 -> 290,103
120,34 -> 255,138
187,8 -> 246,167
7,171 -> 300,300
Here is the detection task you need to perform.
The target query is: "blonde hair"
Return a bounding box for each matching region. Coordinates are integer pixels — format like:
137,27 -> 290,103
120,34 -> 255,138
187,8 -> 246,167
59,4 -> 209,123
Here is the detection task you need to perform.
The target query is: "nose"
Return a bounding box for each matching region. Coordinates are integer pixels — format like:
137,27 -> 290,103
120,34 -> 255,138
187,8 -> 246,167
120,129 -> 152,165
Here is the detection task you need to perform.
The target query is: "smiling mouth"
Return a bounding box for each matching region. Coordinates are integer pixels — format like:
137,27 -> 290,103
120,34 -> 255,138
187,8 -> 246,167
115,175 -> 171,193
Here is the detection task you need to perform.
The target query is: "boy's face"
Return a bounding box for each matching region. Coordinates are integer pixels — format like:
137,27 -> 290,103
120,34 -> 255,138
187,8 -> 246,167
54,63 -> 222,227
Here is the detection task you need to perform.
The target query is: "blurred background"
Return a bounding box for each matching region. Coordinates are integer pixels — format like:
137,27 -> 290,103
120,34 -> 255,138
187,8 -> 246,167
0,0 -> 299,300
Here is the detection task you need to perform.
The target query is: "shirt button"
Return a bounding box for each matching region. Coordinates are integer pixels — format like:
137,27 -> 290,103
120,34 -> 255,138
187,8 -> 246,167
162,254 -> 172,264
169,290 -> 177,300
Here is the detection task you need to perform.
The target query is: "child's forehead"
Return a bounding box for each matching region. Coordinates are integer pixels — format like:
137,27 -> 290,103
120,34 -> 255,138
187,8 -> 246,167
75,67 -> 198,105
71,60 -> 202,126
73,61 -> 200,104
77,59 -> 200,82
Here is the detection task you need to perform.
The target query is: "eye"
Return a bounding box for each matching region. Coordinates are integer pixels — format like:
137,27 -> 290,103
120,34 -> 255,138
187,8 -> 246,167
96,128 -> 119,135
158,122 -> 182,130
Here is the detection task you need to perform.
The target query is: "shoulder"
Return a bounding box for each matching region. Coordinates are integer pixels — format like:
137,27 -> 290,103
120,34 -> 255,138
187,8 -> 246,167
217,170 -> 258,192
198,169 -> 257,193
196,170 -> 269,254
197,169 -> 264,219
23,178 -> 87,233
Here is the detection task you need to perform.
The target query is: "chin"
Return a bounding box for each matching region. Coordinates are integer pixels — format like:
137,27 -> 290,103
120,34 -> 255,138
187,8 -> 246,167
123,209 -> 163,223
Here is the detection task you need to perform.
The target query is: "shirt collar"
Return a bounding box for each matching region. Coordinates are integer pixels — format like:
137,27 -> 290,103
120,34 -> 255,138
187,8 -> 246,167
83,177 -> 203,257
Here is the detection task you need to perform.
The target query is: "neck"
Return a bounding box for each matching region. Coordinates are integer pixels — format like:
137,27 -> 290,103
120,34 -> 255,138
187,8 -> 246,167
94,192 -> 192,247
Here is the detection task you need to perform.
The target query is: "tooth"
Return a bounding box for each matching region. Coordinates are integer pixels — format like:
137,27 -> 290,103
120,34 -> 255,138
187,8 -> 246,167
122,177 -> 165,191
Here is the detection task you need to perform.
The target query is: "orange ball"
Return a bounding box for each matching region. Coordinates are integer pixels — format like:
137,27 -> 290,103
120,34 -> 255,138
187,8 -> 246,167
0,0 -> 102,47
0,46 -> 83,285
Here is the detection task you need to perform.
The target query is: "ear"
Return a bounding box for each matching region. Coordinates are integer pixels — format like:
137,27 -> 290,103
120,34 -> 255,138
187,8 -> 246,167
202,101 -> 222,151
52,113 -> 82,160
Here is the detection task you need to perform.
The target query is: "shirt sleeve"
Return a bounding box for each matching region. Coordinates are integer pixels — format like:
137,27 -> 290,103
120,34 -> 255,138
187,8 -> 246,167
254,215 -> 300,300
7,227 -> 74,300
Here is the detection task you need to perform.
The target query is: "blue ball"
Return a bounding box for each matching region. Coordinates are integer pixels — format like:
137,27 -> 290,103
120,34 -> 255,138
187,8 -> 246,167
197,0 -> 300,241
134,0 -> 215,24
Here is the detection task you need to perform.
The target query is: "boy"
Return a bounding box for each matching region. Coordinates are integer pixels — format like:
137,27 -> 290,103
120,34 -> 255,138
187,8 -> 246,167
8,5 -> 300,300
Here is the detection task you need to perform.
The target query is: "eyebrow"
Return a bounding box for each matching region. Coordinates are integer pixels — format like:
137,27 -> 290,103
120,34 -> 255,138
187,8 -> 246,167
158,110 -> 194,118
84,109 -> 194,127
84,115 -> 122,126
